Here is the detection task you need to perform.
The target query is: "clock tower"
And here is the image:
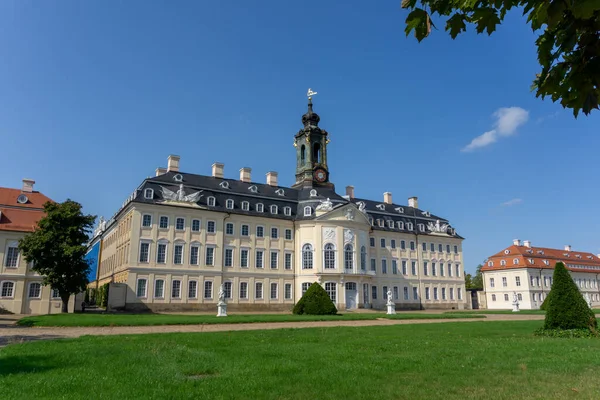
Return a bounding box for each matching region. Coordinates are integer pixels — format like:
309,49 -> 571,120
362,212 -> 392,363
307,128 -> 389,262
292,95 -> 334,189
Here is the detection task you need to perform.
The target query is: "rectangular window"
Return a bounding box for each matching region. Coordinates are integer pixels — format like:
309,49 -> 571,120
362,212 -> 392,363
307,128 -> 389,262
226,223 -> 234,235
370,258 -> 376,272
325,282 -> 336,302
391,239 -> 396,249
51,288 -> 60,299
440,263 -> 445,277
392,259 -> 398,274
422,242 -> 427,251
240,249 -> 249,268
136,279 -> 147,297
270,251 -> 278,269
224,282 -> 232,299
458,288 -> 462,300
438,244 -> 443,252
490,278 -> 495,288
157,243 -> 167,263
403,286 -> 409,300
154,280 -> 164,298
370,238 -> 375,247
433,287 -> 439,300
502,277 -> 507,287
413,287 -> 418,300
516,276 -> 521,287
284,283 -> 292,300
256,226 -> 264,238
270,283 -> 278,299
240,282 -> 248,299
381,259 -> 387,274
173,244 -> 183,264
284,253 -> 292,270
255,282 -> 263,299
28,283 -> 41,298
241,224 -> 249,236
448,264 -> 452,277
371,285 -> 378,300
423,261 -> 429,276
450,288 -> 454,300
142,214 -> 152,228
455,264 -> 461,277
393,286 -> 399,300
225,248 -> 233,267
159,216 -> 169,229
190,246 -> 199,265
285,229 -> 293,240
139,242 -> 150,263
425,287 -> 430,300
205,247 -> 215,266
411,261 -> 417,276
442,288 -> 447,300
171,280 -> 181,298
454,245 -> 458,254
446,244 -> 451,253
271,227 -> 279,239
176,217 -> 185,231
204,281 -> 213,299
192,219 -> 201,232
383,286 -> 388,300
380,238 -> 386,248
188,281 -> 197,298
401,260 -> 407,275
432,262 -> 436,276
207,220 -> 216,233
430,243 -> 435,252
401,240 -> 406,250
302,282 -> 311,295
256,250 -> 264,268
410,241 -> 415,251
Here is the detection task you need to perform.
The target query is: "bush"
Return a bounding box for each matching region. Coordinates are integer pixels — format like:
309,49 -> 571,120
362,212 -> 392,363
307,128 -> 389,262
544,262 -> 597,332
97,284 -> 110,308
293,282 -> 338,315
539,296 -> 548,311
534,327 -> 598,339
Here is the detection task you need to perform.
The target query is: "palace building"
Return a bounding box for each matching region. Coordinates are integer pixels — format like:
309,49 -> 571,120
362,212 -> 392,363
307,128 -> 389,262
481,240 -> 600,310
0,180 -> 75,314
91,98 -> 466,311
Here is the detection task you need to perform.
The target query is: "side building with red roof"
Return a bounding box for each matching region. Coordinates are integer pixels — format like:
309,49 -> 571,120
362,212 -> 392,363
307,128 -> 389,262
0,179 -> 74,314
481,239 -> 600,310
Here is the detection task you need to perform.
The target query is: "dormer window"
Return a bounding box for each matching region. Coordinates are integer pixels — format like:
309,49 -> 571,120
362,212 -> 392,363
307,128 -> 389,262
377,219 -> 384,227
284,206 -> 291,216
528,258 -> 534,264
406,222 -> 413,231
513,258 -> 519,264
17,194 -> 28,204
500,260 -> 506,266
207,196 -> 216,207
387,220 -> 394,228
376,204 -> 385,211
537,250 -> 544,255
310,189 -> 318,197
588,256 -> 593,259
256,203 -> 264,213
418,223 -> 425,232
226,199 -> 234,209
248,185 -> 258,193
270,205 -> 278,214
220,181 -> 230,189
397,221 -> 404,230
304,206 -> 312,217
173,174 -> 183,182
395,207 -> 404,213
504,250 -> 510,254
422,211 -> 430,217
543,260 -> 549,265
241,201 -> 249,211
144,189 -> 154,199
275,189 -> 285,196
487,261 -> 493,267
576,254 -> 582,258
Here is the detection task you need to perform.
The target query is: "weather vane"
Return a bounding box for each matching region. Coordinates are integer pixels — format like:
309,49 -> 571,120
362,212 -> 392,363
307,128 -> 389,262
307,88 -> 318,99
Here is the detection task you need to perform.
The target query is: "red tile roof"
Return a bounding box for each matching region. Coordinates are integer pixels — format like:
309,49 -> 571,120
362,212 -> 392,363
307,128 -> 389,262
0,187 -> 53,233
482,244 -> 600,274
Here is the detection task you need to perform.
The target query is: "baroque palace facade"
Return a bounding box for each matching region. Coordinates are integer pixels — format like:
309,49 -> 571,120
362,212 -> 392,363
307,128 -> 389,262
482,240 -> 600,310
91,98 -> 466,311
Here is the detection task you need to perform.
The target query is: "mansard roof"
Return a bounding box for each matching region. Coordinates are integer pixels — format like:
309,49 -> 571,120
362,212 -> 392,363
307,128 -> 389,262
127,170 -> 462,239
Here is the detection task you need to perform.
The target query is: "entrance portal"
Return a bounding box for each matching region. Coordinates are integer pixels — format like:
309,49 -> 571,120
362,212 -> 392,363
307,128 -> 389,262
345,282 -> 357,309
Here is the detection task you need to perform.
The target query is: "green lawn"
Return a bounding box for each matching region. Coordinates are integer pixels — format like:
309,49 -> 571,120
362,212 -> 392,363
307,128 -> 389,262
16,312 -> 484,327
2,321 -> 600,399
445,310 -> 547,315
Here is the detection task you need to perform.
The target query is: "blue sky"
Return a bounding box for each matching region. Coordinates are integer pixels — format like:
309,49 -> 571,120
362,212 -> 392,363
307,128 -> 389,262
1,1 -> 598,274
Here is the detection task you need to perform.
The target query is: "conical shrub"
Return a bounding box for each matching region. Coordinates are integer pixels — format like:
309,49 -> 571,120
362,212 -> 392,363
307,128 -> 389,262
544,262 -> 597,331
293,282 -> 338,315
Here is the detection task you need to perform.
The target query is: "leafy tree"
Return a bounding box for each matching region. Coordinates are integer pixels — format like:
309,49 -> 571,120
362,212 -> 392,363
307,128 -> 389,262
19,200 -> 96,313
544,262 -> 597,331
464,264 -> 483,289
293,282 -> 338,315
464,273 -> 474,289
402,0 -> 600,117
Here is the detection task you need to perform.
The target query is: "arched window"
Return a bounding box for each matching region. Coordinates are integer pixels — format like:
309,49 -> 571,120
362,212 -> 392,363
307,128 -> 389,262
500,259 -> 506,266
324,243 -> 336,269
513,258 -> 519,265
313,143 -> 321,163
344,244 -> 354,270
302,244 -> 313,269
304,206 -> 312,217
360,246 -> 367,270
301,145 -> 306,164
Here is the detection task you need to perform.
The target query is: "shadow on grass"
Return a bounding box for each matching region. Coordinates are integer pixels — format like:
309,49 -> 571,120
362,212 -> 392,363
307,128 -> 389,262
0,354 -> 58,376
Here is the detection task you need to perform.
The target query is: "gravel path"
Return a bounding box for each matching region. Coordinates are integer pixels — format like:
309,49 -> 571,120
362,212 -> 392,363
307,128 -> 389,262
0,314 -> 545,347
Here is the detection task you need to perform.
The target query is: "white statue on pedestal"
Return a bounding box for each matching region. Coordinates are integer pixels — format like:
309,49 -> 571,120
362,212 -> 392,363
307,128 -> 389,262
217,284 -> 227,317
386,290 -> 396,315
512,292 -> 520,312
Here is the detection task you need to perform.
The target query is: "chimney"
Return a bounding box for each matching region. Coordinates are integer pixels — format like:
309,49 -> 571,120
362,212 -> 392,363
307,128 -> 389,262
22,179 -> 35,193
239,167 -> 252,183
408,196 -> 418,208
167,155 -> 180,172
513,239 -> 521,246
523,240 -> 531,248
564,245 -> 571,252
383,192 -> 393,204
266,171 -> 278,186
212,162 -> 224,178
346,185 -> 355,199
155,167 -> 167,177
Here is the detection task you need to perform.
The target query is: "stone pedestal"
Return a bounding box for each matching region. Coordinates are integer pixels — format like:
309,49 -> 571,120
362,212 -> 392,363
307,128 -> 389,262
512,302 -> 520,312
386,303 -> 396,315
217,302 -> 227,317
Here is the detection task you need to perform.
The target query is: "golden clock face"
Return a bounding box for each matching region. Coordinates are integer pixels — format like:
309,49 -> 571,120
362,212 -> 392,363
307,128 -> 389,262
314,169 -> 327,182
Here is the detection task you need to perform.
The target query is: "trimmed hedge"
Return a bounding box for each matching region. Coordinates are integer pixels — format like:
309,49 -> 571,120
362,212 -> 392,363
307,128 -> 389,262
544,262 -> 597,332
293,282 -> 338,315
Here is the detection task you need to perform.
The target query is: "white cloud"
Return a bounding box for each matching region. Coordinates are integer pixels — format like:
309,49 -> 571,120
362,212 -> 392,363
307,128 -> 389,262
501,198 -> 523,207
462,107 -> 529,152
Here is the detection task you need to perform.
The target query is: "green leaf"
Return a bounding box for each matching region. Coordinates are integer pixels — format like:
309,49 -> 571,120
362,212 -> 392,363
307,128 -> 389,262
571,0 -> 600,19
446,13 -> 468,38
472,8 -> 501,35
405,8 -> 431,41
546,0 -> 566,29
